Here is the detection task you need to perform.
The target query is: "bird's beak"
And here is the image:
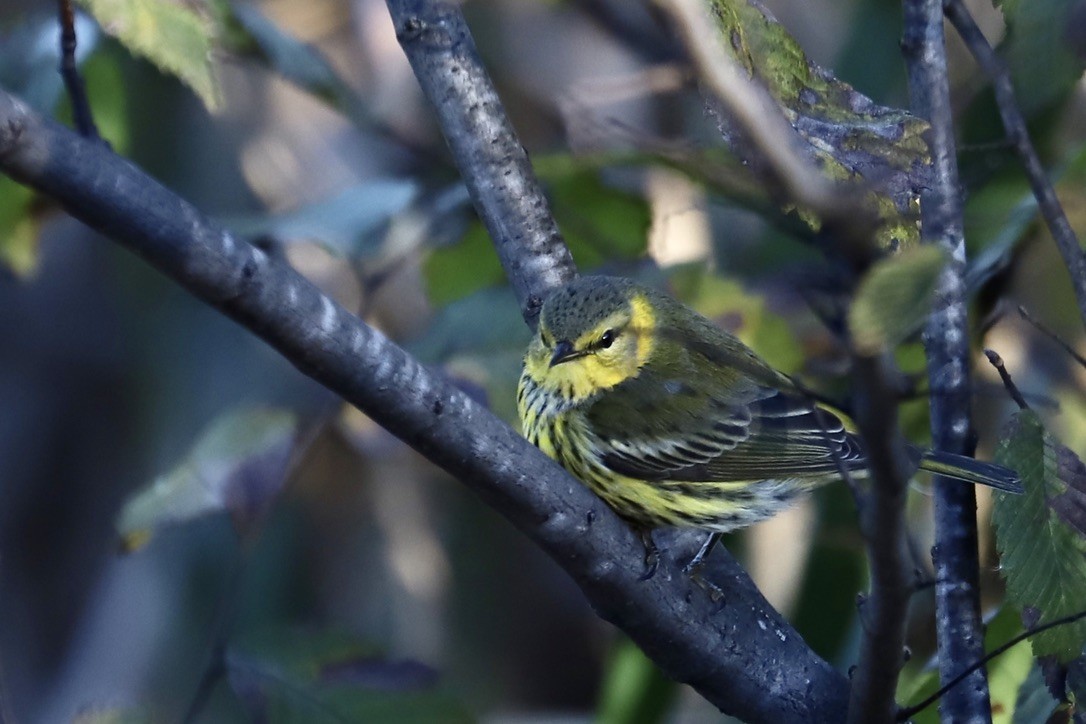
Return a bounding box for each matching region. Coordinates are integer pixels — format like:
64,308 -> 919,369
549,340 -> 583,367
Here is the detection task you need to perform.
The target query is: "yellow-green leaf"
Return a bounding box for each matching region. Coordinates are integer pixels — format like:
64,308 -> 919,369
77,0 -> 220,110
848,245 -> 946,354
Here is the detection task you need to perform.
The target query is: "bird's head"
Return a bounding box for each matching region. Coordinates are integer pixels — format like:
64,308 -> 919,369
524,276 -> 656,401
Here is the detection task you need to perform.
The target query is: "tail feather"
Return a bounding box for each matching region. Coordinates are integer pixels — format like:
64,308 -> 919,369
918,451 -> 1023,494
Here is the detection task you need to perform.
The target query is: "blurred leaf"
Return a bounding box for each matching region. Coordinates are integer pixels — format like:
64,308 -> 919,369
117,407 -> 298,550
408,286 -> 528,422
998,0 -> 1086,117
965,143 -> 1086,291
422,223 -> 506,307
224,181 -> 418,257
76,0 -> 220,110
596,637 -> 676,724
228,627 -> 472,723
0,179 -> 40,277
71,706 -> 152,724
994,410 -> 1086,662
666,265 -> 804,374
707,0 -> 928,249
848,245 -> 946,354
537,159 -> 650,269
215,1 -> 354,110
1013,662 -> 1063,723
988,605 -> 1041,723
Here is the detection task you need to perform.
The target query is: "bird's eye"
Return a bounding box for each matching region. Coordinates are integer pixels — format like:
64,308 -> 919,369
598,329 -> 616,349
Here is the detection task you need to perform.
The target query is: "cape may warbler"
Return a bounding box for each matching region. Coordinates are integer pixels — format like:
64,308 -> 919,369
517,276 -> 1021,571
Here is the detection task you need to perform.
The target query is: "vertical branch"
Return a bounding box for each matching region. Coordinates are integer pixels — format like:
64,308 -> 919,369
846,355 -> 913,724
902,1 -> 992,720
57,0 -> 99,140
385,0 -> 577,327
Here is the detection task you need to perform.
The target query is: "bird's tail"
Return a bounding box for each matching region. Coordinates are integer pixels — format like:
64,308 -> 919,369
918,451 -> 1023,494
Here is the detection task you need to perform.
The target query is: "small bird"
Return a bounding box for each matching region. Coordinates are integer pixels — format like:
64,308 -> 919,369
517,275 -> 1022,575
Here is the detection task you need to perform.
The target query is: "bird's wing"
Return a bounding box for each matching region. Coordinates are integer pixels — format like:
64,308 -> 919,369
585,368 -> 865,483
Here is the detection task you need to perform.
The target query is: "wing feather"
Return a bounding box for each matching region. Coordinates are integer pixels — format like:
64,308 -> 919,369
586,365 -> 865,484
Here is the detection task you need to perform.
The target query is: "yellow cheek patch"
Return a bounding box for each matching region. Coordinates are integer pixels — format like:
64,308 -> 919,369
629,292 -> 656,367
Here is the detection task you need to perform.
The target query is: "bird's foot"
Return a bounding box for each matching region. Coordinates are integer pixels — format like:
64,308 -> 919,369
637,528 -> 660,581
682,532 -> 721,576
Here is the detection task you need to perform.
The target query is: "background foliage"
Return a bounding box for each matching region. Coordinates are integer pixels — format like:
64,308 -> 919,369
1,0 -> 1085,720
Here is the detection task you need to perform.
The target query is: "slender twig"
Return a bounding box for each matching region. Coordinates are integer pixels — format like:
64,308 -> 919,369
0,86 -> 850,724
903,1 -> 993,719
57,0 -> 99,139
983,350 -> 1030,411
944,0 -> 1086,326
385,0 -> 577,327
897,608 -> 1086,720
1017,305 -> 1086,371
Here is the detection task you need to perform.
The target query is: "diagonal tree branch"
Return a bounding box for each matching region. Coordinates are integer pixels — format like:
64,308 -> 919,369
943,0 -> 1086,327
385,0 -> 576,328
0,87 -> 850,724
902,1 -> 992,720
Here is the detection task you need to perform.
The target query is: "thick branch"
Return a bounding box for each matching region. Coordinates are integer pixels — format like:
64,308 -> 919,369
943,0 -> 1086,326
385,0 -> 576,326
903,1 -> 992,720
0,88 -> 849,724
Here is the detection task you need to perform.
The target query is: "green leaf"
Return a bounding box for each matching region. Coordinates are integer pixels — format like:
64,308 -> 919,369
987,605 -> 1042,723
228,628 -> 473,723
116,407 -> 298,551
994,410 -> 1086,663
76,0 -> 220,110
0,178 -> 40,277
848,245 -> 946,354
422,161 -> 649,306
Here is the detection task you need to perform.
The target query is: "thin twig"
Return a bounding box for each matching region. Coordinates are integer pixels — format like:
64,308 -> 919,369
57,0 -> 99,139
903,0 -> 993,719
897,608 -> 1086,720
1017,305 -> 1086,371
983,349 -> 1030,411
944,0 -> 1086,327
0,84 -> 850,724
